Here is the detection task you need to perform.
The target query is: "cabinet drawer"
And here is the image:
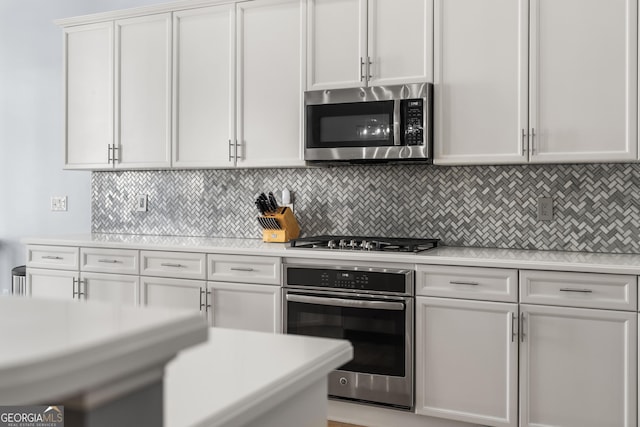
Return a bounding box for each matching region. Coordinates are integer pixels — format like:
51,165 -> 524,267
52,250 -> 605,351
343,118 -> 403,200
520,270 -> 637,311
141,251 -> 206,280
207,254 -> 281,285
27,245 -> 79,270
80,247 -> 139,275
416,265 -> 518,302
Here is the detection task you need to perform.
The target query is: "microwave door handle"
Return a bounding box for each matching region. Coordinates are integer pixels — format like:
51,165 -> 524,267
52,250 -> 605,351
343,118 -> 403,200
393,99 -> 402,145
286,293 -> 405,311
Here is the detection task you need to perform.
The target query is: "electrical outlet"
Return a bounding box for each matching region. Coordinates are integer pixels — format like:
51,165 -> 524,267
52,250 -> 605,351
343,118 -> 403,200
51,196 -> 67,212
537,197 -> 553,221
136,195 -> 148,212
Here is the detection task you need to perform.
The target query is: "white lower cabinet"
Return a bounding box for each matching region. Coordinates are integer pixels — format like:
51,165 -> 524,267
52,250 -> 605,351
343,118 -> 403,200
28,268 -> 79,301
519,270 -> 638,427
140,276 -> 207,315
82,272 -> 139,305
519,304 -> 637,427
28,269 -> 138,305
140,276 -> 281,333
208,281 -> 281,333
416,297 -> 518,427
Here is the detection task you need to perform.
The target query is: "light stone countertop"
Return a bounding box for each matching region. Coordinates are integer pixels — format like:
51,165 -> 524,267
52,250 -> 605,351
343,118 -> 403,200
0,295 -> 207,405
164,327 -> 352,427
22,233 -> 640,275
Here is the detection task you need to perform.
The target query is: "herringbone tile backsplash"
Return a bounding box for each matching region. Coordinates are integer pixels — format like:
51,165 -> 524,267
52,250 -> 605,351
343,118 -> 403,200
92,163 -> 640,254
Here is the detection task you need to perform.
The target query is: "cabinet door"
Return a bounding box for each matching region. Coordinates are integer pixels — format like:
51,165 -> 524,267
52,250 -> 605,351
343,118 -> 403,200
82,272 -> 139,306
433,0 -> 528,165
416,297 -> 518,427
64,22 -> 114,170
27,269 -> 77,301
236,0 -> 306,168
116,13 -> 172,169
367,0 -> 432,86
140,276 -> 205,315
208,282 -> 281,333
173,6 -> 236,168
520,304 -> 637,427
307,0 -> 366,90
529,0 -> 638,163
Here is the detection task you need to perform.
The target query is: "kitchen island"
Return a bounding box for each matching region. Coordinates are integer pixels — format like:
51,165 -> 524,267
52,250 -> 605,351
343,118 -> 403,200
0,295 -> 352,427
165,328 -> 353,427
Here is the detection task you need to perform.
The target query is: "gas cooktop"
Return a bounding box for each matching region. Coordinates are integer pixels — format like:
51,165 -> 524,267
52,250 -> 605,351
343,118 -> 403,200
288,235 -> 440,253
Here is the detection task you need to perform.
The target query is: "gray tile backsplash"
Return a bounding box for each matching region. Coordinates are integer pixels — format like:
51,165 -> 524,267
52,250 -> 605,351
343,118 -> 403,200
92,163 -> 640,254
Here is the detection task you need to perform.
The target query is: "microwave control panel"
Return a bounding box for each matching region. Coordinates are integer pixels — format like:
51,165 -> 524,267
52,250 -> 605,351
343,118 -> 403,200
401,98 -> 424,146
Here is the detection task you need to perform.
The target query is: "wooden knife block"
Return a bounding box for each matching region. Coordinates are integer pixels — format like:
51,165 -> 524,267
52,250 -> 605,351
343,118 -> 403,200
260,207 -> 300,243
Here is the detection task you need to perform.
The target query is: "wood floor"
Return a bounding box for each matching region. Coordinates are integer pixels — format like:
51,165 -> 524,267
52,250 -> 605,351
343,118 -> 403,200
327,422 -> 367,427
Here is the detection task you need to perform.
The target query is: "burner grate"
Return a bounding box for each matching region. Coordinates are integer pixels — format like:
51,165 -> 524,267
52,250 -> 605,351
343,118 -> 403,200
289,235 -> 440,253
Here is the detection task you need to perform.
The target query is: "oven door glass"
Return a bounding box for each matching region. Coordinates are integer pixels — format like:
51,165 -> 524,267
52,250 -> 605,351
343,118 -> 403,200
285,292 -> 407,377
306,100 -> 394,148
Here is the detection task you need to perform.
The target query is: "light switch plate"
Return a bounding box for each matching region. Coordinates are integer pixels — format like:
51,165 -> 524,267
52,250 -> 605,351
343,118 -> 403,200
51,196 -> 67,212
537,197 -> 553,221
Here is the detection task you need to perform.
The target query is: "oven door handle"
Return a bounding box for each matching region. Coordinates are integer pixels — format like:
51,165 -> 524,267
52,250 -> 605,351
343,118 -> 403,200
286,294 -> 405,311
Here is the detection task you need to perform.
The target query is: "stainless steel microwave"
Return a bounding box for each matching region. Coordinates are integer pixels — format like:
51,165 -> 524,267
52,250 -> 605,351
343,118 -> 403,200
304,83 -> 433,163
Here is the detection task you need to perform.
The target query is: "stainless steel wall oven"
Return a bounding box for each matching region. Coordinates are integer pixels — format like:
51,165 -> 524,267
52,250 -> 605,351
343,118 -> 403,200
283,262 -> 414,410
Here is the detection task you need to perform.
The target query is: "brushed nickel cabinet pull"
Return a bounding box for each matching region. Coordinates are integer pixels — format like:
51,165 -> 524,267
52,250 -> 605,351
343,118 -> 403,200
230,267 -> 255,272
160,262 -> 185,268
367,56 -> 373,80
521,129 -> 527,154
77,280 -> 85,298
108,144 -> 112,162
530,128 -> 536,155
112,145 -> 119,162
511,312 -> 517,343
42,255 -> 63,260
360,57 -> 365,82
72,277 -> 78,298
206,290 -> 211,311
199,288 -> 205,310
559,288 -> 593,293
98,259 -> 120,263
520,312 -> 525,343
228,139 -> 233,161
449,281 -> 479,286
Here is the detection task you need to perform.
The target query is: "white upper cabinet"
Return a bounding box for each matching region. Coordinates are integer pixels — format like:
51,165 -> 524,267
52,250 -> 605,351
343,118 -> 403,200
115,13 -> 172,169
307,0 -> 365,89
172,5 -> 235,168
434,0 -> 638,165
434,0 -> 528,165
367,0 -> 432,86
529,0 -> 638,163
307,0 -> 432,90
64,22 -> 114,170
236,0 -> 306,167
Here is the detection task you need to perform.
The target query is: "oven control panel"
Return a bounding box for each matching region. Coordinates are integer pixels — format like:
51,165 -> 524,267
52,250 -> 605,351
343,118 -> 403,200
321,271 -> 370,289
286,266 -> 412,294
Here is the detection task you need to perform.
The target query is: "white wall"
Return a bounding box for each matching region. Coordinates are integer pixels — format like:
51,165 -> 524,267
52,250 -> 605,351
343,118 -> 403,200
0,0 -> 166,292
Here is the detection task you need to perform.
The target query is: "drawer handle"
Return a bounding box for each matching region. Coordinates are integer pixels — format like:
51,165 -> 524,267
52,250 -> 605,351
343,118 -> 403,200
161,263 -> 185,268
230,267 -> 255,272
98,259 -> 120,264
559,288 -> 593,294
450,281 -> 479,286
42,255 -> 63,260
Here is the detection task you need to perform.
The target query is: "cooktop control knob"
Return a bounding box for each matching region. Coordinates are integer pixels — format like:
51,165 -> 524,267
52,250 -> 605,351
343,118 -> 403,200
349,239 -> 358,249
339,239 -> 348,249
327,240 -> 337,249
